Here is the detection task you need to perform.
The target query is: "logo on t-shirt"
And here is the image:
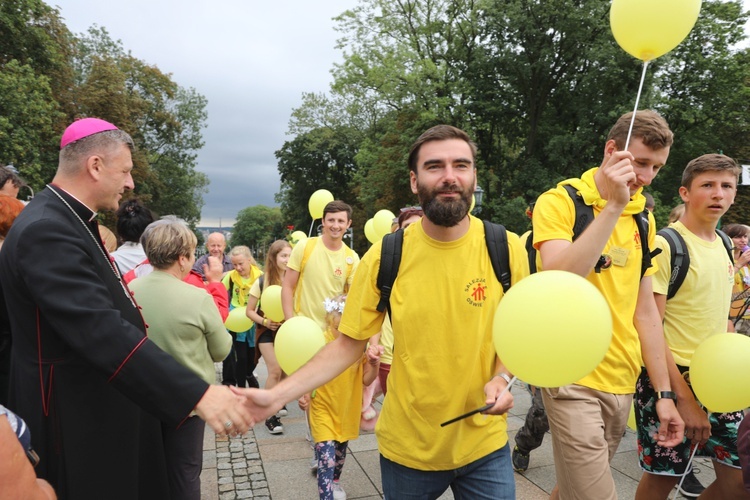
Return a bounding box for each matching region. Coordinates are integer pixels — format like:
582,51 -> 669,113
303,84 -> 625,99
333,266 -> 343,278
465,278 -> 487,307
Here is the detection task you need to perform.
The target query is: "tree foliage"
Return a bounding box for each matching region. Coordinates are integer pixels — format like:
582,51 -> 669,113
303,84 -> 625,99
230,205 -> 285,262
274,0 -> 750,238
1,5 -> 209,229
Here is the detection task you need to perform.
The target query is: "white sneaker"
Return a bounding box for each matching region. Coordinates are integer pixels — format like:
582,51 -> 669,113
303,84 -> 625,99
277,405 -> 288,417
332,481 -> 347,500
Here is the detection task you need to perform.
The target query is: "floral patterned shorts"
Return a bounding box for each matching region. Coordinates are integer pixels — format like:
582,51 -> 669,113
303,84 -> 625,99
635,367 -> 743,475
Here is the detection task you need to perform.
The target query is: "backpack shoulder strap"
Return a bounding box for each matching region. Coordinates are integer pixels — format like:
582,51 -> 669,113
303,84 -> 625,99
562,184 -> 595,240
657,227 -> 688,300
483,220 -> 511,293
716,229 -> 734,264
294,237 -> 318,313
300,237 -> 318,272
525,232 -> 538,274
376,229 -> 404,314
634,209 -> 652,278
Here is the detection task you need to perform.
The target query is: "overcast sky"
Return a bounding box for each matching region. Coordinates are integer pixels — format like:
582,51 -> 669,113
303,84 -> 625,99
51,1 -> 749,227
51,0 -> 356,227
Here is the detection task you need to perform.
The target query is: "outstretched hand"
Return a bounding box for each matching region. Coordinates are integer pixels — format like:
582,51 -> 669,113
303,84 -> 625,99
230,386 -> 282,424
194,385 -> 253,437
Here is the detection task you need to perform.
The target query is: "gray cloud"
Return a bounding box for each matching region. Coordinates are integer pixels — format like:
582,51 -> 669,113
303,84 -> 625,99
53,0 -> 355,227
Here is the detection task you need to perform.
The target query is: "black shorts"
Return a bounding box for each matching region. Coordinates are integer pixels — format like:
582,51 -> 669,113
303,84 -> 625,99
257,329 -> 275,344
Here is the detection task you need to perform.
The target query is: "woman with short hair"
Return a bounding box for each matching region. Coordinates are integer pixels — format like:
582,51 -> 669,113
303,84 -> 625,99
129,216 -> 231,500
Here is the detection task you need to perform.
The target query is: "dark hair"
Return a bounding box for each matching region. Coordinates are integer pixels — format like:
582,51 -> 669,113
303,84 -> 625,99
681,154 -> 741,189
397,207 -> 423,228
606,110 -> 673,151
723,223 -> 750,240
643,192 -> 655,210
0,166 -> 27,190
323,200 -> 353,221
115,199 -> 155,243
407,125 -> 477,173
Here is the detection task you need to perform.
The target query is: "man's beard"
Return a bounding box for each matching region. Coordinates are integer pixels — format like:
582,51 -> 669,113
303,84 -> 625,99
417,180 -> 472,227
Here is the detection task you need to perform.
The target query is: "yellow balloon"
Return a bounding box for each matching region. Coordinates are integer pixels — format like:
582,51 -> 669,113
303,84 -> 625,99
493,271 -> 612,387
308,189 -> 334,220
364,218 -> 379,244
275,316 -> 326,374
610,0 -> 702,61
689,333 -> 750,413
260,284 -> 284,322
373,209 -> 396,239
224,307 -> 253,333
290,230 -> 307,247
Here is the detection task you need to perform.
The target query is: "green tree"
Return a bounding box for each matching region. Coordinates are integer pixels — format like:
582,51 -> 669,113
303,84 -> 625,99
231,206 -> 284,262
0,59 -> 63,187
73,27 -> 210,226
275,126 -> 360,231
277,0 -> 750,237
0,0 -> 75,187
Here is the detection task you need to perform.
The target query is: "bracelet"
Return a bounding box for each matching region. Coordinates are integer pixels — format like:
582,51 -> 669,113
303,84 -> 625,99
655,391 -> 677,402
262,318 -> 267,327
493,372 -> 512,386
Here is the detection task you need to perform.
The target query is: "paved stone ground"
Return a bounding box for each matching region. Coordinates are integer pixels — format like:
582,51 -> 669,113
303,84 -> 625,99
201,361 -> 719,499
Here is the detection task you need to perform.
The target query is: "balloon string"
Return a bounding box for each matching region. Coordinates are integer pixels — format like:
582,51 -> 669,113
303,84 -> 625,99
670,441 -> 700,500
624,60 -> 650,151
308,219 -> 315,237
497,375 -> 518,401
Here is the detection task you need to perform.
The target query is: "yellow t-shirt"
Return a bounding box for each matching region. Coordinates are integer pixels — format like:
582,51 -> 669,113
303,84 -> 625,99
533,182 -> 657,394
309,329 -> 365,444
730,266 -> 750,320
653,222 -> 734,365
339,216 -> 529,471
378,313 -> 394,366
288,238 -> 360,330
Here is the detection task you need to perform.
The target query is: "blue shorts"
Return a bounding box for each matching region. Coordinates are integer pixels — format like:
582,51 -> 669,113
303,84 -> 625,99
635,367 -> 743,475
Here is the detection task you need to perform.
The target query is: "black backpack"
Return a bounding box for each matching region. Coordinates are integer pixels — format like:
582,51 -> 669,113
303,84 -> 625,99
657,227 -> 733,299
525,185 -> 652,277
376,220 -> 511,316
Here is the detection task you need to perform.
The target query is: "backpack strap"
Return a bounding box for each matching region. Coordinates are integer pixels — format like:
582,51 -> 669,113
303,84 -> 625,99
657,227 -> 688,300
376,229 -> 403,315
634,210 -> 652,278
525,233 -> 538,274
562,185 -> 595,240
294,237 -> 318,313
483,220 -> 511,293
562,184 -> 651,276
716,229 -> 734,264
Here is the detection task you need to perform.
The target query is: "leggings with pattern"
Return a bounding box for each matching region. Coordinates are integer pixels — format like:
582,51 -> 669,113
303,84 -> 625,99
315,440 -> 348,500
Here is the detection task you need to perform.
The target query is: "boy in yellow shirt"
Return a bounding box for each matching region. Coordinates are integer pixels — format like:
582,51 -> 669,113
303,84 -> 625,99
635,154 -> 749,499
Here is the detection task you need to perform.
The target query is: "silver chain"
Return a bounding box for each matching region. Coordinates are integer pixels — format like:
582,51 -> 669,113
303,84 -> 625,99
47,186 -> 137,307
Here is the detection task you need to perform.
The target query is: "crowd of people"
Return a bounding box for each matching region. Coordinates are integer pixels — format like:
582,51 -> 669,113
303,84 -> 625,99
1,113 -> 750,500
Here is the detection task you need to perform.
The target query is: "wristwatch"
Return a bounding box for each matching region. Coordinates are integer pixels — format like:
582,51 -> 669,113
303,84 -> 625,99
655,391 -> 677,402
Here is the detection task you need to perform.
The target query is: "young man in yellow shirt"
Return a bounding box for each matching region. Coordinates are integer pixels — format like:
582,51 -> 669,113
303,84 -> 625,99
240,125 -> 527,498
532,110 -> 684,499
635,154 -> 749,499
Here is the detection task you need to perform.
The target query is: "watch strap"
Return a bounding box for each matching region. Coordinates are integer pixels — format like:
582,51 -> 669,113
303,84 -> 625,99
655,390 -> 677,402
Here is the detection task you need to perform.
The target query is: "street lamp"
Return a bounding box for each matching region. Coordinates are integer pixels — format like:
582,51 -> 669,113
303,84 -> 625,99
473,185 -> 484,214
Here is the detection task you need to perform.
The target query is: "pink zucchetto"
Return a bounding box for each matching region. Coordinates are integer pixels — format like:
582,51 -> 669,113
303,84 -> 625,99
60,118 -> 119,150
